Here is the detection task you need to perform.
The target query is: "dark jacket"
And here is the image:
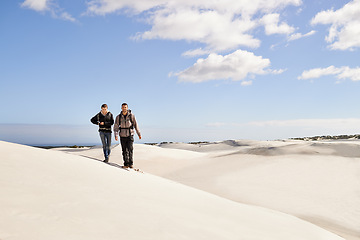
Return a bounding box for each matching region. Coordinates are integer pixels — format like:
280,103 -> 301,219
91,112 -> 114,133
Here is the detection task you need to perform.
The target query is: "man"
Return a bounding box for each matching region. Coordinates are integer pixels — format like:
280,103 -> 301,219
90,104 -> 114,163
114,103 -> 141,168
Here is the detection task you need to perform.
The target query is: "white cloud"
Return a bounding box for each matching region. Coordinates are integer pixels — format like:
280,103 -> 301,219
182,48 -> 211,57
21,0 -> 50,11
86,0 -> 303,17
58,12 -> 77,22
288,30 -> 316,41
298,66 -> 344,80
87,0 -> 302,52
21,0 -> 305,51
21,0 -> 76,22
298,65 -> 360,82
241,80 -> 253,86
337,67 -> 360,81
136,8 -> 260,51
85,0 -> 167,15
22,0 -> 304,83
85,0 -> 302,83
261,13 -> 295,35
311,0 -> 360,50
172,50 -> 283,83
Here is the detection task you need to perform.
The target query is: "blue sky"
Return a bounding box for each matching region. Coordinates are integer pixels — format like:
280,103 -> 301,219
1,0 -> 360,145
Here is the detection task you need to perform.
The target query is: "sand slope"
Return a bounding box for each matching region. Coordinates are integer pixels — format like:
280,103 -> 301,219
133,140 -> 360,240
0,140 -> 346,240
67,140 -> 360,240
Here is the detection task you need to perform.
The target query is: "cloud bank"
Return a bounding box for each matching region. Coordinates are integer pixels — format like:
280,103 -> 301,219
85,0 -> 303,83
21,0 -> 360,84
87,0 -> 302,53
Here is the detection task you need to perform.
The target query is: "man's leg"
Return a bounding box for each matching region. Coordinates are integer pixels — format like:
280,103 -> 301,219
128,136 -> 134,167
99,131 -> 107,160
105,132 -> 112,160
120,137 -> 130,166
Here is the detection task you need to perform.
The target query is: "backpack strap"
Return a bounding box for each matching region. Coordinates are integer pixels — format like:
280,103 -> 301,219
129,113 -> 134,129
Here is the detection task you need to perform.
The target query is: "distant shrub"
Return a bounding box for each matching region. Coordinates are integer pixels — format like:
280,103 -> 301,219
290,134 -> 360,141
189,141 -> 209,145
69,145 -> 84,148
144,143 -> 158,146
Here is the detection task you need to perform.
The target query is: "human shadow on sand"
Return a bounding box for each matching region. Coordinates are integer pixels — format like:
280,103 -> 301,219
78,155 -> 129,171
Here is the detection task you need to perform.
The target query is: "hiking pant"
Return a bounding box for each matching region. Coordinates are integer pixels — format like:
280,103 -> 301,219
99,131 -> 111,160
120,136 -> 134,166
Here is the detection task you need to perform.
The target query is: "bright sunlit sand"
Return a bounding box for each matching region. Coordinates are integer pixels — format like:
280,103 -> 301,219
1,139 -> 359,239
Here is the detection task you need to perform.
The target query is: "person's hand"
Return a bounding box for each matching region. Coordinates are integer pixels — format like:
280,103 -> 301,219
115,136 -> 118,141
139,136 -> 142,140
100,122 -> 104,125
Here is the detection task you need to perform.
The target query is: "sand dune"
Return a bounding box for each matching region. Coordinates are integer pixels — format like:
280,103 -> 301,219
63,140 -> 360,240
144,140 -> 360,240
0,140 -> 348,240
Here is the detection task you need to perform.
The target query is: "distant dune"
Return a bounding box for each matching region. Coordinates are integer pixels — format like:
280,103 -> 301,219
1,140 -> 358,239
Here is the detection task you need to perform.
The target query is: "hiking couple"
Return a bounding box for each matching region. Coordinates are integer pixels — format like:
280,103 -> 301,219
90,103 -> 141,168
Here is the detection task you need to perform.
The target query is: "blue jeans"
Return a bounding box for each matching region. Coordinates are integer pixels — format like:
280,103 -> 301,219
99,131 -> 111,160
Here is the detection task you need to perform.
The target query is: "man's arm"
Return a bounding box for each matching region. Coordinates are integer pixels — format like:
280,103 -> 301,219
90,114 -> 99,125
114,115 -> 120,141
109,113 -> 114,125
132,115 -> 142,139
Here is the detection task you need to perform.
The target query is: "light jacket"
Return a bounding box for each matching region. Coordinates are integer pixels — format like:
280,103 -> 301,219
114,110 -> 141,138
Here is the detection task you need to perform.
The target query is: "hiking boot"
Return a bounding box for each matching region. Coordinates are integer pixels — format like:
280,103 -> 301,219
103,158 -> 109,163
129,165 -> 134,168
122,165 -> 129,168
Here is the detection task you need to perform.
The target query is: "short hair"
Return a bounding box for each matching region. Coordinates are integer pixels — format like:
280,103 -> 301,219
122,103 -> 128,107
101,104 -> 108,108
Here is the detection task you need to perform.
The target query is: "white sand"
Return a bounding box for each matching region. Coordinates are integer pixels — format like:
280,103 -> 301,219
0,140 -> 357,240
62,140 -> 360,240
140,140 -> 360,240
